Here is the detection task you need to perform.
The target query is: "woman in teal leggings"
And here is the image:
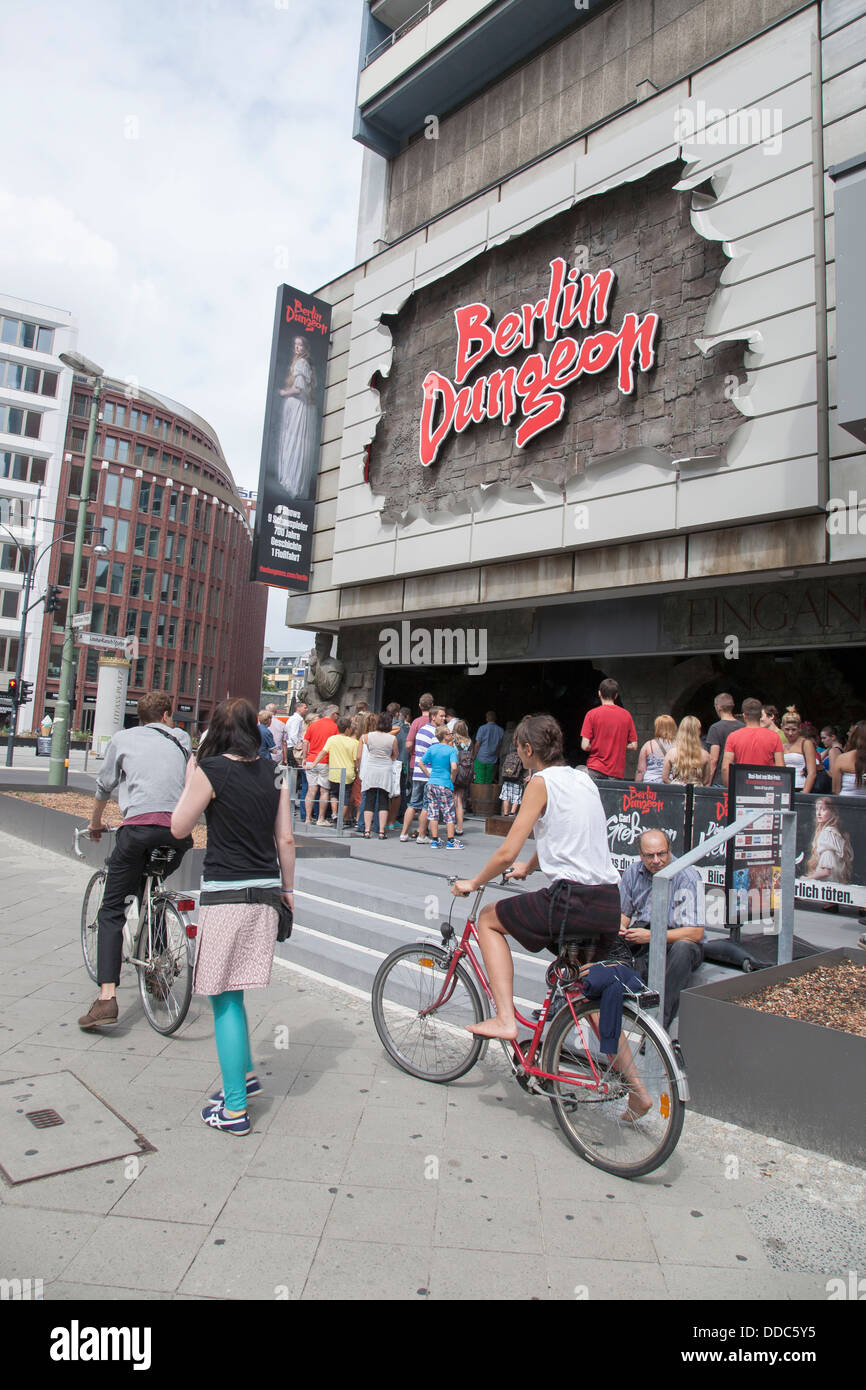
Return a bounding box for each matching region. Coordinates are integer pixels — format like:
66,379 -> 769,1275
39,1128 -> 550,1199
172,697 -> 295,1136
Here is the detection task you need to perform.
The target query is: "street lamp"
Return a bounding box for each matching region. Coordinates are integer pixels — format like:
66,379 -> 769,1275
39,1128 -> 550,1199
49,351 -> 105,787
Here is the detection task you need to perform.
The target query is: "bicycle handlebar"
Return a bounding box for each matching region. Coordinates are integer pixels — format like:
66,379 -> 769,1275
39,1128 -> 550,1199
73,825 -> 119,859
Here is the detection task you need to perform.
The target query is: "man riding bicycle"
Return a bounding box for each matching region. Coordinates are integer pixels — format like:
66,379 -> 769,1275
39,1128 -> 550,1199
78,691 -> 193,1031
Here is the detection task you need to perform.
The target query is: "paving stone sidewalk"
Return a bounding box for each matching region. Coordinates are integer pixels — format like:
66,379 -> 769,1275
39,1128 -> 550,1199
1,830 -> 864,1301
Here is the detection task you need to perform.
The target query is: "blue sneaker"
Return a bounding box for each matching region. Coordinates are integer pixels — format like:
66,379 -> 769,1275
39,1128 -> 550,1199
207,1074 -> 262,1106
447,839 -> 466,850
201,1101 -> 250,1136
429,839 -> 441,849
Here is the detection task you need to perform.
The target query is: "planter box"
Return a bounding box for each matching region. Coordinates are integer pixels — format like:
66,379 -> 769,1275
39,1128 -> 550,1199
679,947 -> 866,1165
0,790 -> 349,891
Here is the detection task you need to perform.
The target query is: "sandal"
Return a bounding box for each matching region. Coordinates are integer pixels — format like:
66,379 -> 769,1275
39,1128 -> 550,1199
363,831 -> 371,838
378,832 -> 387,840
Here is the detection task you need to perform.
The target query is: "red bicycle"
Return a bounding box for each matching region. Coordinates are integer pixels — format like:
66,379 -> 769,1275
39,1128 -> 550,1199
371,875 -> 688,1177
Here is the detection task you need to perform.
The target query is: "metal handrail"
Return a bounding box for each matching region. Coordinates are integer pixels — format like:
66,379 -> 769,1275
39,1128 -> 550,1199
646,808 -> 797,1021
364,0 -> 448,68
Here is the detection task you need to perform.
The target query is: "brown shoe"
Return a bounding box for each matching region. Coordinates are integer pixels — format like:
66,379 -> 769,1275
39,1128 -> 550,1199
78,997 -> 119,1030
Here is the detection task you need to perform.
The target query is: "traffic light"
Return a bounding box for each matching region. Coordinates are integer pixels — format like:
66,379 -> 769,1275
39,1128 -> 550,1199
44,585 -> 61,613
7,678 -> 18,703
17,680 -> 33,707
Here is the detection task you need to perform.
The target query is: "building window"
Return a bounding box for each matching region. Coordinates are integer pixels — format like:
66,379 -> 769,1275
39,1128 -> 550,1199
179,495 -> 189,525
1,452 -> 46,484
72,393 -> 89,418
164,659 -> 174,687
179,661 -> 188,691
190,539 -> 199,569
152,659 -> 162,686
139,481 -> 151,512
103,402 -> 127,427
152,485 -> 164,517
168,490 -> 178,521
147,528 -> 159,559
85,649 -> 100,682
133,657 -> 146,686
1,589 -> 20,620
103,436 -> 130,464
129,566 -> 141,598
91,604 -> 105,634
134,522 -> 146,555
156,613 -> 165,646
139,610 -> 151,643
160,572 -> 170,602
105,606 -> 119,636
171,572 -> 181,605
125,607 -> 137,637
143,569 -> 155,600
164,532 -> 174,561
0,406 -> 41,438
110,561 -> 125,595
167,618 -> 176,649
0,361 -> 58,396
93,558 -> 109,592
0,316 -> 53,353
175,533 -> 185,565
69,428 -> 87,453
104,473 -> 119,507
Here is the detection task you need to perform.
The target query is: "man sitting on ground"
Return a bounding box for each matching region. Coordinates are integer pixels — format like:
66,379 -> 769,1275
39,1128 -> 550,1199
618,829 -> 704,1031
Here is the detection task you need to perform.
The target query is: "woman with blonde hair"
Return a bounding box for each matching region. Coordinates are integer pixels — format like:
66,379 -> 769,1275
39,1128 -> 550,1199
663,716 -> 710,786
781,707 -> 817,793
636,715 -> 677,783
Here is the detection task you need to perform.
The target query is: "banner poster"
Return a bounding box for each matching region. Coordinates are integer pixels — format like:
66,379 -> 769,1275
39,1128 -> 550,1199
726,765 -> 795,924
250,284 -> 332,593
597,780 -> 689,872
691,785 -> 729,887
793,792 -> 866,910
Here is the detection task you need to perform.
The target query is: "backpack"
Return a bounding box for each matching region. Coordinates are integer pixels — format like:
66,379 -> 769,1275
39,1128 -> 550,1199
500,748 -> 522,781
453,743 -> 474,790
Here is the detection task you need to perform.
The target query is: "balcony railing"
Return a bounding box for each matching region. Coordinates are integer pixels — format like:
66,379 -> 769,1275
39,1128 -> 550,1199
364,0 -> 448,68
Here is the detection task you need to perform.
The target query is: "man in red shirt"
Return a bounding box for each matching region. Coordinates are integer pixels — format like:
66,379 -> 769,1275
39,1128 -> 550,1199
722,698 -> 785,786
304,705 -> 339,825
580,679 -> 638,780
404,692 -> 434,771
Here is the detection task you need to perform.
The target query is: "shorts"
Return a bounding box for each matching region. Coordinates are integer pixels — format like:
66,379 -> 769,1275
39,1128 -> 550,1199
305,762 -> 331,790
474,760 -> 497,784
409,779 -> 427,810
423,783 -> 456,823
494,880 -> 623,959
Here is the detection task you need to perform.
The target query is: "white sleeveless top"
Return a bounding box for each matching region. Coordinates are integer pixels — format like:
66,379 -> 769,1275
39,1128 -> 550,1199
840,772 -> 866,797
784,751 -> 806,789
533,766 -> 619,886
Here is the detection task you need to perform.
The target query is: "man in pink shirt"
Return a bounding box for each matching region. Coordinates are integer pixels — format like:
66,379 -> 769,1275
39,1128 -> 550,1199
580,679 -> 638,780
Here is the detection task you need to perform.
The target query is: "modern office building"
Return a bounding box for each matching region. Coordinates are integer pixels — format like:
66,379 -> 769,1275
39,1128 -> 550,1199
32,375 -> 268,734
283,0 -> 865,750
0,295 -> 77,731
262,648 -> 309,706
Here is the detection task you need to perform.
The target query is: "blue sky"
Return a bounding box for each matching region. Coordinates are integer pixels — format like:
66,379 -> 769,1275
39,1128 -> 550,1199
0,0 -> 365,652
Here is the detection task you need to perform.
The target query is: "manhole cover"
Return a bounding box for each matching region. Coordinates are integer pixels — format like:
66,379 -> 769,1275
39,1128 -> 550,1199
25,1110 -> 65,1130
0,1072 -> 154,1185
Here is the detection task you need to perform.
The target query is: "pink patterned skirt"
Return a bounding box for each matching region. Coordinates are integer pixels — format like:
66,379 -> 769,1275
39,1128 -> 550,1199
193,903 -> 279,995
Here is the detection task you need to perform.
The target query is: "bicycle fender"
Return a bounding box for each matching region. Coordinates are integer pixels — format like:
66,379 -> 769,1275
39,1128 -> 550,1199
625,1004 -> 690,1103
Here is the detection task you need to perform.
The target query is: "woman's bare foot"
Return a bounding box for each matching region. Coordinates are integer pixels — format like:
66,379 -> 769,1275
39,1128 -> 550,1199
467,1017 -> 518,1040
621,1089 -> 653,1123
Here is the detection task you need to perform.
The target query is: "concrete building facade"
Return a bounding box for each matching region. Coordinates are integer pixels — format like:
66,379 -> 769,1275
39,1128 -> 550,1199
284,0 -> 866,751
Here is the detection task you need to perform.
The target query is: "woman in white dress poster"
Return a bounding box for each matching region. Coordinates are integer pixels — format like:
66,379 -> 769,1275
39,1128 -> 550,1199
804,797 -> 853,883
277,335 -> 317,498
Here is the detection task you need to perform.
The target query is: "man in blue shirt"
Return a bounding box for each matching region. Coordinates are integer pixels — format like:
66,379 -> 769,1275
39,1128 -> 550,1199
473,711 -> 504,783
618,829 -> 704,1030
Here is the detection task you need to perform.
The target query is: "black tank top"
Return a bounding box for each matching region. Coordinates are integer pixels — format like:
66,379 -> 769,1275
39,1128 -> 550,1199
200,756 -> 281,881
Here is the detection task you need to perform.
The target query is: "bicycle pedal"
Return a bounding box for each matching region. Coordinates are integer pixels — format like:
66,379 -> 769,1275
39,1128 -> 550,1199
636,990 -> 659,1009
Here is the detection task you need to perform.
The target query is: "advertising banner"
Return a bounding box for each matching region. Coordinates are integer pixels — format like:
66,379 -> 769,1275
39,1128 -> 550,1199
691,785 -> 729,888
726,765 -> 795,924
793,792 -> 866,910
250,284 -> 332,593
597,780 -> 690,873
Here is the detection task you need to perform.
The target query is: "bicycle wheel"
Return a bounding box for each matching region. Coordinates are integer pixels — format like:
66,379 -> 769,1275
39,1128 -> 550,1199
80,871 -> 106,983
136,900 -> 192,1035
542,999 -> 684,1178
372,943 -> 487,1082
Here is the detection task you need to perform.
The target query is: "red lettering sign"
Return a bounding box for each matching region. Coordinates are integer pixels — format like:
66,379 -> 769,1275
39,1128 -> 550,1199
419,257 -> 660,467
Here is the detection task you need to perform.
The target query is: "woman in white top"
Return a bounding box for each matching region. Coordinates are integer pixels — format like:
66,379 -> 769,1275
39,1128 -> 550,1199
361,711 -> 398,838
636,714 -> 676,783
451,713 -> 651,1117
833,720 -> 866,797
780,707 -> 817,794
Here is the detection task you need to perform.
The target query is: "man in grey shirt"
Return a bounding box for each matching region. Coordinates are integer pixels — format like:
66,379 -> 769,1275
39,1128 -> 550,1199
79,691 -> 193,1031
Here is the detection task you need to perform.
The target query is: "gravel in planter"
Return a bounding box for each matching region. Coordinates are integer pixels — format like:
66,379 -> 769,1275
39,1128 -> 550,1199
1,791 -> 207,847
736,960 -> 866,1036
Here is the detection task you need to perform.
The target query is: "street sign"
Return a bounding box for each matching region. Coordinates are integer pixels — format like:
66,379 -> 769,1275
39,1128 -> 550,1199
76,633 -> 135,656
72,612 -> 92,630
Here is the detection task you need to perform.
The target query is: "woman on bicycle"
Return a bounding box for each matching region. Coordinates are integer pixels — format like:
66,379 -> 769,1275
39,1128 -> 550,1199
171,696 -> 294,1136
451,713 -> 651,1116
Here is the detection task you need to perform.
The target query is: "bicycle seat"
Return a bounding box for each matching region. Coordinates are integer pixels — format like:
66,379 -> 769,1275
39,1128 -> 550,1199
143,846 -> 179,878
